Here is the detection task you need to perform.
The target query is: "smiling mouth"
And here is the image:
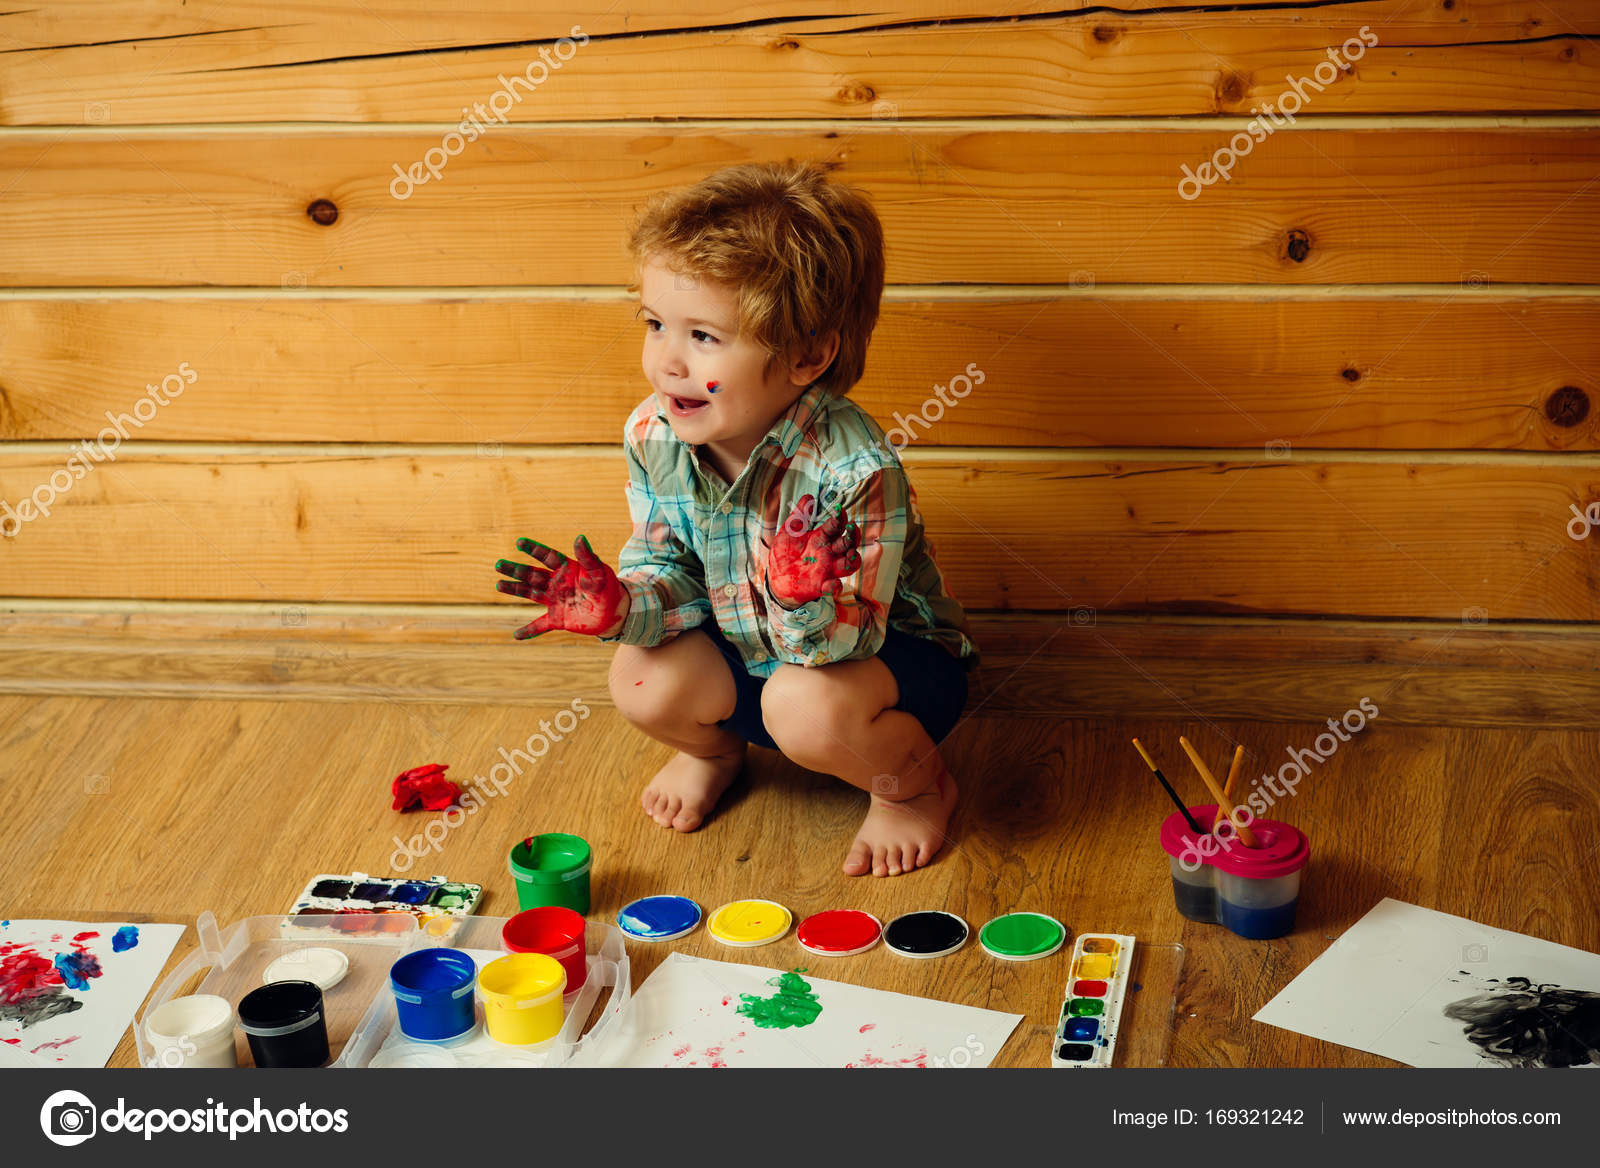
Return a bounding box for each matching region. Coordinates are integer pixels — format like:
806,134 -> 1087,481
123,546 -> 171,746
669,394 -> 710,414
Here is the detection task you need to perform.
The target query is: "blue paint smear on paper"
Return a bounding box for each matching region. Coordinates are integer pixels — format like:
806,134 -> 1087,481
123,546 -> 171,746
52,951 -> 102,990
112,925 -> 139,952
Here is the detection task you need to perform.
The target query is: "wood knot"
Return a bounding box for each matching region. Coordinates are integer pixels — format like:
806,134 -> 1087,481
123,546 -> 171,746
1442,0 -> 1454,8
306,199 -> 339,226
1560,45 -> 1575,62
1282,228 -> 1312,263
771,37 -> 799,51
837,82 -> 876,104
1341,367 -> 1361,382
1544,385 -> 1590,428
1216,71 -> 1249,108
1092,25 -> 1119,44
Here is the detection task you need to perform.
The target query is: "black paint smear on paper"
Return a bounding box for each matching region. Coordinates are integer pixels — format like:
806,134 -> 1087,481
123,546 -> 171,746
1442,976 -> 1600,1069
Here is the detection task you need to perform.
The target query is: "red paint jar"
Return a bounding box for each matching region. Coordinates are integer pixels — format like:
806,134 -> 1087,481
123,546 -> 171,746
501,906 -> 588,993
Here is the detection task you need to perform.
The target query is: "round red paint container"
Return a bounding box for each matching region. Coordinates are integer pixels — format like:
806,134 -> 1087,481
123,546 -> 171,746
797,910 -> 883,957
502,906 -> 588,993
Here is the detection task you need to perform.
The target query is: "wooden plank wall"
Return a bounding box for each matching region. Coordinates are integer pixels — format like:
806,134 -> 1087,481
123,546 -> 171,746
2,2 -> 1598,718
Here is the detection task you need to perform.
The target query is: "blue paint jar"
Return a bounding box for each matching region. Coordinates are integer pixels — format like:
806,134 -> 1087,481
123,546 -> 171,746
389,948 -> 477,1041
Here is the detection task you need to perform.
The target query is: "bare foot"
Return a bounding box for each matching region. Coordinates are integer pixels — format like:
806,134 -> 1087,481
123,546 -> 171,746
640,746 -> 745,832
842,770 -> 958,877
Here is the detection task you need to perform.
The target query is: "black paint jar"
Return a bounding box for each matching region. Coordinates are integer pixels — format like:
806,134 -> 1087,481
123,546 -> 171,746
237,980 -> 329,1067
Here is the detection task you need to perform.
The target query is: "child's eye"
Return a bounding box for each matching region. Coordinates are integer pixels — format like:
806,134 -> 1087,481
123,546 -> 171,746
642,318 -> 662,332
692,329 -> 718,344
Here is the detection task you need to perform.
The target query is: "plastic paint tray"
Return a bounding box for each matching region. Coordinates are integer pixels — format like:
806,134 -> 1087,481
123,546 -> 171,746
135,911 -> 416,1068
1051,936 -> 1186,1068
335,916 -> 631,1069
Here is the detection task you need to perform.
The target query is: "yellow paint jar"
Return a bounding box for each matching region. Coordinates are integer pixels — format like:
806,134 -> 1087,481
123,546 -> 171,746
476,953 -> 566,1045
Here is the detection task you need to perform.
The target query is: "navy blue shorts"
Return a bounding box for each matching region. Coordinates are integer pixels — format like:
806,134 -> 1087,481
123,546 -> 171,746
692,621 -> 970,751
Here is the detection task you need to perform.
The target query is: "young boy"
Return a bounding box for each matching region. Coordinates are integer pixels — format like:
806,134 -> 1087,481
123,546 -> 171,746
494,160 -> 979,877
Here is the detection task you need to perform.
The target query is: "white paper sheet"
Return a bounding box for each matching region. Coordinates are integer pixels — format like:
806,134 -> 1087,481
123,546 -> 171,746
1254,898 -> 1600,1068
579,952 -> 1022,1068
0,920 -> 185,1068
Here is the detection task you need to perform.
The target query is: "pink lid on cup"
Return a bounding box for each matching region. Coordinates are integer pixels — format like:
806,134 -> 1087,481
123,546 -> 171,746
1159,804 -> 1310,879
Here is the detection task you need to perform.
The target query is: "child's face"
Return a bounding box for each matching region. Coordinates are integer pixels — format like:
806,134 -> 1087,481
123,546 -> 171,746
636,257 -> 828,464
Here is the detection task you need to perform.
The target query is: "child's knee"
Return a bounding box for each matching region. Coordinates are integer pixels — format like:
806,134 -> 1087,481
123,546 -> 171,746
760,666 -> 859,757
608,642 -> 695,729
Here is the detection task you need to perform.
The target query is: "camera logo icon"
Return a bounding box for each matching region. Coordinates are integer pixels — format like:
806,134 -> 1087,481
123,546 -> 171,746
1461,943 -> 1489,963
870,773 -> 899,796
40,1089 -> 97,1146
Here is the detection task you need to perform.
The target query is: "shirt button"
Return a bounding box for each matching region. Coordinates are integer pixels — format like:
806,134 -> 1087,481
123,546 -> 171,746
719,501 -> 733,514
751,651 -> 766,662
722,583 -> 738,598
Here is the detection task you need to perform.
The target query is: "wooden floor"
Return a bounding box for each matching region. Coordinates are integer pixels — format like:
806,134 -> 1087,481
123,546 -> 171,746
4,689 -> 1598,1068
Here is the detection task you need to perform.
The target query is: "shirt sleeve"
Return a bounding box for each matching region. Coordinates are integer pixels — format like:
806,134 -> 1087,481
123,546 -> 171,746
760,469 -> 904,666
597,430 -> 712,647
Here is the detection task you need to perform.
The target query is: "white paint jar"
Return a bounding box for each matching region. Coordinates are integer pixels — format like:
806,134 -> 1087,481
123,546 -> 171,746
145,993 -> 238,1068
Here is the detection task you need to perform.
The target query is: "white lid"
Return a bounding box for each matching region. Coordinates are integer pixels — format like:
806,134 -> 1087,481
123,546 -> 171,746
884,911 -> 969,959
796,911 -> 884,957
706,900 -> 792,947
265,947 -> 350,990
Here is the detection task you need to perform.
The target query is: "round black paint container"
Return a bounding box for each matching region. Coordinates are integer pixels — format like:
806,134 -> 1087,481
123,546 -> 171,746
238,980 -> 329,1067
884,911 -> 969,958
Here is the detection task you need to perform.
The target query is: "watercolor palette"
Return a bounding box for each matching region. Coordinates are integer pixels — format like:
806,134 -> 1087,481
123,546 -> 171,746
286,872 -> 483,933
1052,933 -> 1136,1068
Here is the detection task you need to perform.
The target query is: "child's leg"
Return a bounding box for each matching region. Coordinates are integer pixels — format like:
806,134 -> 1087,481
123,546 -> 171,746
608,629 -> 746,831
760,657 -> 958,877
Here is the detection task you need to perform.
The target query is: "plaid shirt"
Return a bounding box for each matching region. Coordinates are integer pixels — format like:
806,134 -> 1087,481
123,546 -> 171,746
598,382 -> 979,678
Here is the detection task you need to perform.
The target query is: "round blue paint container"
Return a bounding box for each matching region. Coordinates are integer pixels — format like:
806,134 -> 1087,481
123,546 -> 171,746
389,948 -> 477,1041
617,895 -> 701,942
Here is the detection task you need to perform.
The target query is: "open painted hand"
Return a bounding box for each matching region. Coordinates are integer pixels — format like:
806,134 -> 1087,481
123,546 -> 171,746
766,494 -> 863,608
494,535 -> 629,640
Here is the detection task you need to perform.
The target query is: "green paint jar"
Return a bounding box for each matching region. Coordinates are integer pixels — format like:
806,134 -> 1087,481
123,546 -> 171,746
509,832 -> 591,914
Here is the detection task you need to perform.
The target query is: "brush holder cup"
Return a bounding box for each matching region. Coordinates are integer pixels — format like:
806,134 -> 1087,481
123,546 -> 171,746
1159,805 -> 1309,940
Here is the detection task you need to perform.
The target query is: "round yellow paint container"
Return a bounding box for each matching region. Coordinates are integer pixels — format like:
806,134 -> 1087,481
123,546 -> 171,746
706,899 -> 793,947
476,952 -> 566,1045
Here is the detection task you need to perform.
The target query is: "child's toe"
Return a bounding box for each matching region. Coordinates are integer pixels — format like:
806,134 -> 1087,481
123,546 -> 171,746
672,806 -> 703,832
871,846 -> 890,877
842,839 -> 872,876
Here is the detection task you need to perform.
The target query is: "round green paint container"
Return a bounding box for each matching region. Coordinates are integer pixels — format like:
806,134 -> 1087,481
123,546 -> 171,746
978,912 -> 1067,961
509,832 -> 592,914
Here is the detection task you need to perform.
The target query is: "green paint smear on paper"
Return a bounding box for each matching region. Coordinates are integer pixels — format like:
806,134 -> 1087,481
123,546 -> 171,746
736,969 -> 822,1030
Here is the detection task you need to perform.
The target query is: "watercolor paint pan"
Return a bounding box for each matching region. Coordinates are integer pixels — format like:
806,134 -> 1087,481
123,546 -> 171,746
1052,933 -> 1134,1068
287,872 -> 483,935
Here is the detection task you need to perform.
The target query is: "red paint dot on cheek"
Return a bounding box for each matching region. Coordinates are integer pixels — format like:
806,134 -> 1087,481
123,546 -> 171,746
706,381 -> 720,394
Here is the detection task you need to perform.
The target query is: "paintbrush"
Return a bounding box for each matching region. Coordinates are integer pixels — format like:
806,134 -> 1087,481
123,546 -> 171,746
1213,744 -> 1246,832
1178,736 -> 1258,847
1132,738 -> 1206,835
